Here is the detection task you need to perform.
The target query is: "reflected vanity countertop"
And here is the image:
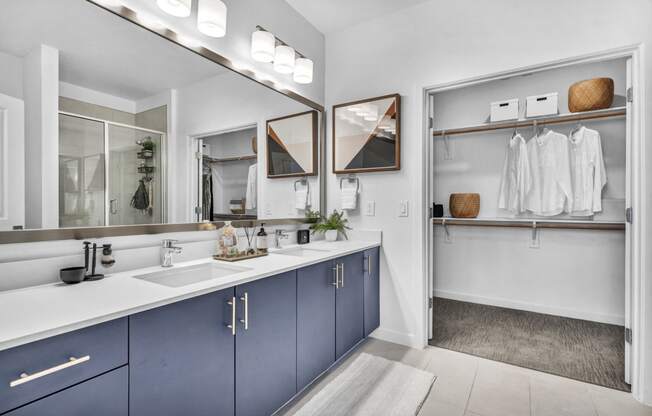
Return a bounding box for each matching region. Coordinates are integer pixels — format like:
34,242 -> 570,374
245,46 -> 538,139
0,240 -> 380,352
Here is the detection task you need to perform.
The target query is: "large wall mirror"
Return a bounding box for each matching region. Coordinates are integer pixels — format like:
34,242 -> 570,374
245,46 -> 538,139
0,0 -> 323,238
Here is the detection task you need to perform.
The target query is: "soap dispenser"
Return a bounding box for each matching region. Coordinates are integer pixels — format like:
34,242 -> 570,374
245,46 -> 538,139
256,223 -> 268,252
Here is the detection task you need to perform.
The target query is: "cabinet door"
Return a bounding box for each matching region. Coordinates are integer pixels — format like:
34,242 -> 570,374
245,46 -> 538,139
236,271 -> 297,416
129,289 -> 236,416
335,252 -> 365,359
297,261 -> 336,391
364,247 -> 381,337
6,366 -> 128,416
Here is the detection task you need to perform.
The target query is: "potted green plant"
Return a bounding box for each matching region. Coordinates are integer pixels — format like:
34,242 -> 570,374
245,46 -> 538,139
312,210 -> 351,242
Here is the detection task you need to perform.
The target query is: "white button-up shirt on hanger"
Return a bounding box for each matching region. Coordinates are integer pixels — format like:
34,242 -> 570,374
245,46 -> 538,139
498,133 -> 531,214
569,126 -> 607,216
525,129 -> 573,216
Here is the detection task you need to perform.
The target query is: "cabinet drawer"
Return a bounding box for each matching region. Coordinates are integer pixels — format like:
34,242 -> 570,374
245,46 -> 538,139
0,318 -> 128,414
5,366 -> 128,416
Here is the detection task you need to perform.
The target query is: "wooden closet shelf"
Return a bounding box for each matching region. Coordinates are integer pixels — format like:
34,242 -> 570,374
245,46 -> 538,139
204,155 -> 257,163
432,106 -> 626,137
432,217 -> 625,231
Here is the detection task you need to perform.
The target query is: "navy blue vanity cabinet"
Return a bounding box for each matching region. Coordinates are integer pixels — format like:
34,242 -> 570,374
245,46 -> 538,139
297,261 -> 337,391
335,251 -> 365,359
0,318 -> 127,414
363,247 -> 381,337
129,289 -> 236,416
235,270 -> 297,416
5,366 -> 128,416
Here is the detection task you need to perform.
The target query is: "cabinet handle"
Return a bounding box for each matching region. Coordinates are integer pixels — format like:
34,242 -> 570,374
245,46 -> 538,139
10,355 -> 90,388
339,263 -> 344,288
367,256 -> 372,276
332,265 -> 339,288
239,292 -> 249,330
227,297 -> 236,336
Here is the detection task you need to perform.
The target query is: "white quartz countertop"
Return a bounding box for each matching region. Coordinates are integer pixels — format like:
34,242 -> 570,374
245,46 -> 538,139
0,240 -> 380,352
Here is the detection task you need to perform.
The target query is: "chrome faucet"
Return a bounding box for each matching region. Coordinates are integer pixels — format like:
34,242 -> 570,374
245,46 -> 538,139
161,239 -> 183,267
274,229 -> 289,248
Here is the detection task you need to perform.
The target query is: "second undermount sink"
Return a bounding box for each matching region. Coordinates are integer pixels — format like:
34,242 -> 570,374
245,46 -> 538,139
133,262 -> 251,288
272,247 -> 331,257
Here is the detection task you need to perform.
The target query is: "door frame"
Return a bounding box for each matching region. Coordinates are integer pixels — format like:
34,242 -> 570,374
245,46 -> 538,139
420,44 -> 646,400
188,123 -> 258,222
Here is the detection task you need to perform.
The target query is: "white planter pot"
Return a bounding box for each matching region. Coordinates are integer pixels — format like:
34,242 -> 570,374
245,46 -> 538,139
325,230 -> 338,242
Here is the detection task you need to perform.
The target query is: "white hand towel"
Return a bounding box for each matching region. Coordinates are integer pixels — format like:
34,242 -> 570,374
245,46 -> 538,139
295,188 -> 308,210
341,186 -> 357,210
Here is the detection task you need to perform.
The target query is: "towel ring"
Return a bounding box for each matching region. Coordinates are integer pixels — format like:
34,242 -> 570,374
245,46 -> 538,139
294,177 -> 308,191
339,175 -> 359,193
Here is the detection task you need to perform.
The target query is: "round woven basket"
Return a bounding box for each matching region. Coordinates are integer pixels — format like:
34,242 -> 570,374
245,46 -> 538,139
568,78 -> 614,113
449,193 -> 480,218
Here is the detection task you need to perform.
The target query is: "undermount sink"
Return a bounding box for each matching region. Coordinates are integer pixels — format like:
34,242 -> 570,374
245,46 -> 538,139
272,247 -> 331,257
133,262 -> 251,288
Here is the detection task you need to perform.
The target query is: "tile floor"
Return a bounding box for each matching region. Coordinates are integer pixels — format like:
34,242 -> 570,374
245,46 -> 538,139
280,338 -> 652,416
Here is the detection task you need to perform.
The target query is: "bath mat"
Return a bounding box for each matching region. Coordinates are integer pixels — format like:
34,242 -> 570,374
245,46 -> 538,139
293,352 -> 435,416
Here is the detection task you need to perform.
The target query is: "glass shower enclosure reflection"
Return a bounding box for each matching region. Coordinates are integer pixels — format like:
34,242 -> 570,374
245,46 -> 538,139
58,113 -> 165,227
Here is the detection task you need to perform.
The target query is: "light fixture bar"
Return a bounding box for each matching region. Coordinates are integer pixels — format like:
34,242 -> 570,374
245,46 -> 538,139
255,25 -> 308,59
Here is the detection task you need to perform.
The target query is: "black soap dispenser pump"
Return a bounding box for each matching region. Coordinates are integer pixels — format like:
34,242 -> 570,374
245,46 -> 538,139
256,223 -> 268,251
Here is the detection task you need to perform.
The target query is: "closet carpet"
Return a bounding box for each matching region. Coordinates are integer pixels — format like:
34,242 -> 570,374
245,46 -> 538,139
431,297 -> 629,392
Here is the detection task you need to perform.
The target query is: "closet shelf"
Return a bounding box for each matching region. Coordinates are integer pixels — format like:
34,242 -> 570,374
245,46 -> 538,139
432,106 -> 626,137
204,155 -> 257,163
432,217 -> 625,231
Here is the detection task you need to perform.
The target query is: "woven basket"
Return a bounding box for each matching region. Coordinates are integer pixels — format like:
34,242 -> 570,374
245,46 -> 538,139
568,78 -> 614,113
449,193 -> 480,218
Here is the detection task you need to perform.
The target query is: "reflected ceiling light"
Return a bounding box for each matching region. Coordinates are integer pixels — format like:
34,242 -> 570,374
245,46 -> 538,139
197,0 -> 227,37
251,30 -> 275,63
157,0 -> 192,17
347,106 -> 361,113
293,57 -> 313,84
273,45 -> 295,74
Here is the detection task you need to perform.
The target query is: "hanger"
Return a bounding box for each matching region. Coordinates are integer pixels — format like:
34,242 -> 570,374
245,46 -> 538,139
569,122 -> 583,137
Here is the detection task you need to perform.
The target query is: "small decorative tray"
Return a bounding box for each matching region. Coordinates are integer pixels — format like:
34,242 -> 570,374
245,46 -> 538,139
213,250 -> 268,262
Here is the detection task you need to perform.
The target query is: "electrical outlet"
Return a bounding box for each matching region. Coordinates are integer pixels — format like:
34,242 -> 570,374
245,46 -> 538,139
365,201 -> 375,216
398,200 -> 409,217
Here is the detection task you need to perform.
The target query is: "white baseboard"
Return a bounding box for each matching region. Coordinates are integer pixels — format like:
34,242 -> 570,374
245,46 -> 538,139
369,327 -> 423,349
434,290 -> 625,326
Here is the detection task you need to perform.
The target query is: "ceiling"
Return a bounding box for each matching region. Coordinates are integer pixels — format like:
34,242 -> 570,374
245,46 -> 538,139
0,0 -> 226,101
285,0 -> 433,34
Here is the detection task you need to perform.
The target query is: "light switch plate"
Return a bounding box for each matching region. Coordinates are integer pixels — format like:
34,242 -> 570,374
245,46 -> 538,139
365,201 -> 375,216
399,200 -> 409,217
264,203 -> 273,216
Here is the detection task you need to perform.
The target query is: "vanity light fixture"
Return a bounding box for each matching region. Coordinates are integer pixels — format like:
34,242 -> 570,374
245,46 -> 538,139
251,25 -> 313,84
197,0 -> 227,38
157,0 -> 192,18
251,29 -> 275,62
273,45 -> 295,74
293,57 -> 314,84
98,0 -> 123,7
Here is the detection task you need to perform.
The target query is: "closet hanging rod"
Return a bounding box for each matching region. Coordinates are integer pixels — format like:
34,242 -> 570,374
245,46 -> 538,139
432,217 -> 625,231
432,106 -> 626,137
203,155 -> 257,163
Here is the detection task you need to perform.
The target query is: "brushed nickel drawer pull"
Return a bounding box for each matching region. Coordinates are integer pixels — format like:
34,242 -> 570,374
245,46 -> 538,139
339,263 -> 344,288
227,297 -> 236,335
239,292 -> 249,330
332,266 -> 339,288
10,355 -> 90,388
367,256 -> 372,276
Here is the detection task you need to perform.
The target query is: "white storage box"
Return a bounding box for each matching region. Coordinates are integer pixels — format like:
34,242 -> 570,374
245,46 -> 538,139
526,92 -> 558,117
490,98 -> 519,122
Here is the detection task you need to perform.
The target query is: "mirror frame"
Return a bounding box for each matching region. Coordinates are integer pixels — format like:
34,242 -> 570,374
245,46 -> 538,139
0,0 -> 326,244
332,93 -> 401,174
266,110 -> 318,178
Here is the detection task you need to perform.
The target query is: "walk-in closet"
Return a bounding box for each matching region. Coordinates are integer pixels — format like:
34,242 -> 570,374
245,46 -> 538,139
198,126 -> 258,221
427,54 -> 636,392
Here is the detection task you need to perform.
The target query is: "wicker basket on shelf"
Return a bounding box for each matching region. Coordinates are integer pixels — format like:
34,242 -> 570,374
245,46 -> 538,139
568,78 -> 614,113
449,193 -> 480,218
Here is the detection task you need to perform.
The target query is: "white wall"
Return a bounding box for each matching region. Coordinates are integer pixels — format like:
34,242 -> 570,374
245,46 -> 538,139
324,0 -> 652,403
0,50 -> 23,100
120,0 -> 325,105
59,81 -> 137,114
174,70 -> 319,222
23,45 -> 59,229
